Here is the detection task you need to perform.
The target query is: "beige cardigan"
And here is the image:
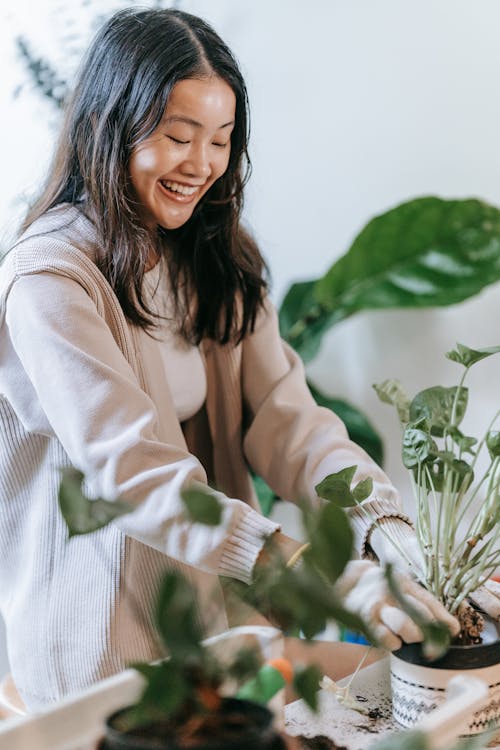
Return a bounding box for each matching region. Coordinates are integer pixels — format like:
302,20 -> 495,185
0,205 -> 403,709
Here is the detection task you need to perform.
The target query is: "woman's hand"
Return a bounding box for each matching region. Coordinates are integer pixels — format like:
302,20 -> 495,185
334,560 -> 460,651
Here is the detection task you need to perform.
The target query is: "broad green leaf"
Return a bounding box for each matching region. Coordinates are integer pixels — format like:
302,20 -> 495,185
352,477 -> 373,502
409,386 -> 468,435
123,661 -> 190,729
446,426 -> 477,455
155,571 -> 204,658
227,648 -> 262,684
305,503 -> 353,583
282,197 -> 500,363
446,342 -> 500,368
308,382 -> 383,466
373,379 -> 411,424
486,430 -> 500,458
371,730 -> 429,750
279,280 -> 334,362
293,664 -> 322,711
402,425 -> 437,468
181,486 -> 222,526
315,466 -> 357,506
58,468 -> 132,537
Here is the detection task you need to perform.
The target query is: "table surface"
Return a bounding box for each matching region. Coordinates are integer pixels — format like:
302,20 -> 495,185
284,656 -> 500,750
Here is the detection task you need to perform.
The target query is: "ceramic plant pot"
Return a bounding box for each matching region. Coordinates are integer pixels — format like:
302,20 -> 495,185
390,618 -> 500,735
99,697 -> 286,750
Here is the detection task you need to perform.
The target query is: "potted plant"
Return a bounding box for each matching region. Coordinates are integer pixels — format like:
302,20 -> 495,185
317,342 -> 500,735
58,474 -> 374,749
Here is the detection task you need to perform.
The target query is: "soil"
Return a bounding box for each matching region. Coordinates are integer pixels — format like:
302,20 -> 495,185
296,736 -> 347,750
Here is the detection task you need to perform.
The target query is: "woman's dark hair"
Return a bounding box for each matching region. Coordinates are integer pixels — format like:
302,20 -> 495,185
22,8 -> 268,344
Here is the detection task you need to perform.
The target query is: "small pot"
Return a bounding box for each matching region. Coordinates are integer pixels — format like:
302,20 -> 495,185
390,618 -> 500,735
99,697 -> 286,750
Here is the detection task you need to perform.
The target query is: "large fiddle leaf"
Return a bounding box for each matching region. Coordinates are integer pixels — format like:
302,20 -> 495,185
281,197 -> 500,363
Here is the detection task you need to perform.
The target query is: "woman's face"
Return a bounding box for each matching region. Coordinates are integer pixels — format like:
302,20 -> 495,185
129,76 -> 236,230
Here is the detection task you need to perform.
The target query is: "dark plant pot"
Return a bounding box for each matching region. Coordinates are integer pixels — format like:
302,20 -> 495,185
99,697 -> 286,750
390,617 -> 500,735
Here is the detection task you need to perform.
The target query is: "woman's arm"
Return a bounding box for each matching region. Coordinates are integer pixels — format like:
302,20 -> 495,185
241,297 -> 410,554
4,272 -> 279,582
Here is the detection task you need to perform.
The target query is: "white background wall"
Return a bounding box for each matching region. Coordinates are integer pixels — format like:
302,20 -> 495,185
1,0 -> 500,680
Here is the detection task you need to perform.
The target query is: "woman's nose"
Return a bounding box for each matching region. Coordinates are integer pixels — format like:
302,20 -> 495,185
182,144 -> 211,179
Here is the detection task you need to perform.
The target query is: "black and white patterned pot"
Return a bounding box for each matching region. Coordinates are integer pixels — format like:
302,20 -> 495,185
390,623 -> 500,736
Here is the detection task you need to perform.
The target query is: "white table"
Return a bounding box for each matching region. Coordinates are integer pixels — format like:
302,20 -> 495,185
285,657 -> 500,750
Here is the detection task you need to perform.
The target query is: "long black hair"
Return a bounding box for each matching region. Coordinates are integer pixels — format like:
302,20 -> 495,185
22,8 -> 268,344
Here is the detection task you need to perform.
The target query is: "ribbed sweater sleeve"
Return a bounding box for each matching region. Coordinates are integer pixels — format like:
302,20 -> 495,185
4,270 -> 278,583
241,299 -> 405,556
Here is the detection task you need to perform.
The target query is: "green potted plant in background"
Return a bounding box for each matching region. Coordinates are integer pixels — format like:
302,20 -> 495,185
256,195 -> 500,515
316,342 -> 500,736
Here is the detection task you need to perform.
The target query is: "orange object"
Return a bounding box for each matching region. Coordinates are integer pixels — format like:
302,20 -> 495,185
491,575 -> 500,583
267,657 -> 294,684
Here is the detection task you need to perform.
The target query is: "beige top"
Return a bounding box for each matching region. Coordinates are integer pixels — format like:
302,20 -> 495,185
143,262 -> 206,423
0,204 -> 405,710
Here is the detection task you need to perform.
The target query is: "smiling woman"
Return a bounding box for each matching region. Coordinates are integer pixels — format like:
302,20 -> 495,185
0,6 -> 458,714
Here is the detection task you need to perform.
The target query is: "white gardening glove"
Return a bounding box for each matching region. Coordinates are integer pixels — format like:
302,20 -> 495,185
468,579 -> 500,622
335,559 -> 460,651
370,519 -> 500,624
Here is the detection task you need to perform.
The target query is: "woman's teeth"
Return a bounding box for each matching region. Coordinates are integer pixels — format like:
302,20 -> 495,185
161,180 -> 198,196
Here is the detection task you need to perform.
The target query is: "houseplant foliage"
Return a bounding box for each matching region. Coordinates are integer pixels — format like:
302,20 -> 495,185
373,342 -> 500,642
315,343 -> 500,737
58,470 -> 375,747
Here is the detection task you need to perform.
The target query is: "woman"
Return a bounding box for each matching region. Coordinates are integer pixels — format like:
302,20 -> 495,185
0,8 -> 457,710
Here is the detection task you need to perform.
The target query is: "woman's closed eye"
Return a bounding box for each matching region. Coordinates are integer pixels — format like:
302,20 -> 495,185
167,135 -> 190,145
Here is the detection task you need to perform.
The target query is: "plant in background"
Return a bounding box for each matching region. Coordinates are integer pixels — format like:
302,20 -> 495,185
256,196 -> 500,516
371,343 -> 500,643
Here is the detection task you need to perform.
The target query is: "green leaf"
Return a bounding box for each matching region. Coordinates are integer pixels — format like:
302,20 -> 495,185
373,379 -> 411,424
279,280 -> 334,362
293,664 -> 322,712
486,430 -> 500,458
352,477 -> 373,502
371,730 -> 429,750
155,571 -> 204,658
58,468 -> 132,537
227,648 -> 262,684
305,503 -> 353,583
446,342 -> 500,368
280,198 -> 500,364
123,661 -> 190,730
402,425 -> 438,468
409,386 -> 468,435
446,426 -> 477,455
309,382 -> 384,466
315,466 -> 357,506
181,486 -> 222,526
316,196 -> 500,316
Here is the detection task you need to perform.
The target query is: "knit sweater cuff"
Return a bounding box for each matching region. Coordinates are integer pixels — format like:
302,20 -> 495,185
219,509 -> 280,584
347,497 -> 414,559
